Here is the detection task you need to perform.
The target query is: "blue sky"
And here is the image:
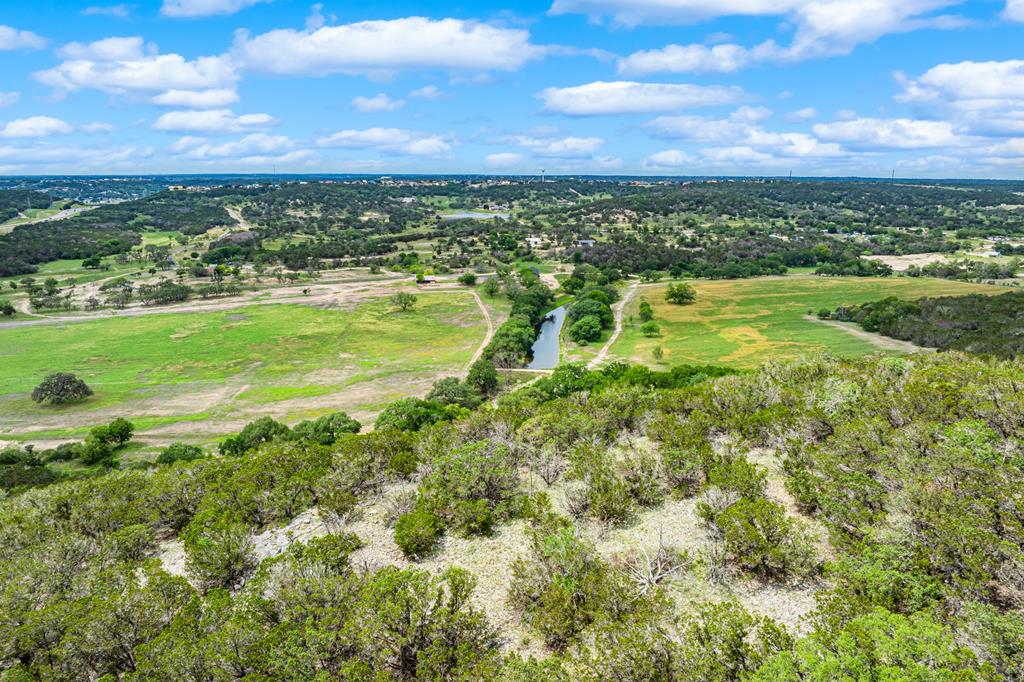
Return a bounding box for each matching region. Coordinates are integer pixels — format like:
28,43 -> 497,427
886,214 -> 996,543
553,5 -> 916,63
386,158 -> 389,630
0,0 -> 1022,177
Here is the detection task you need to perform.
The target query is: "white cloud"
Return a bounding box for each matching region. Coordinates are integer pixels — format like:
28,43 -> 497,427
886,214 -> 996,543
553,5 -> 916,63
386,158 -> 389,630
353,94 -> 406,113
619,43 -> 760,75
486,152 -> 526,167
647,106 -> 773,142
785,106 -> 817,122
537,81 -> 746,116
82,122 -> 117,133
646,149 -> 694,168
0,93 -> 19,108
410,85 -> 445,100
151,88 -> 239,108
0,25 -> 46,51
316,127 -> 455,156
0,144 -> 152,169
813,117 -> 962,149
36,38 -> 237,96
161,0 -> 266,18
897,60 -> 1024,136
153,109 -> 277,133
233,17 -> 542,77
172,133 -> 310,164
1004,0 -> 1024,21
504,134 -> 605,158
0,116 -> 73,138
82,5 -> 134,18
566,1 -> 965,73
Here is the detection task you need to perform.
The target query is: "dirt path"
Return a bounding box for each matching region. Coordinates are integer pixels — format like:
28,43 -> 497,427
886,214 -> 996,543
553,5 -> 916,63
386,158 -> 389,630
225,205 -> 252,231
468,292 -> 495,367
589,279 -> 639,368
805,316 -> 935,353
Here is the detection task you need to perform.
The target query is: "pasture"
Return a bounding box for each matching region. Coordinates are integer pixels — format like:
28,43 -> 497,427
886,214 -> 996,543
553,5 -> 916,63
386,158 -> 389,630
610,275 -> 1008,368
0,292 -> 487,446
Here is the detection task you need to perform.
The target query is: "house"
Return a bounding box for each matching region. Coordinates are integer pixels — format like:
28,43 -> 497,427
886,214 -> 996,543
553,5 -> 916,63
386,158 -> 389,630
576,239 -> 596,248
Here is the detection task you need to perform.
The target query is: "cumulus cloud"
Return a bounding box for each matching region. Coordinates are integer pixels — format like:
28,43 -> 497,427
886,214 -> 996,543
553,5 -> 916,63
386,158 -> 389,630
410,85 -> 445,100
353,94 -> 406,113
0,25 -> 46,51
151,88 -> 239,108
647,106 -> 773,142
232,18 -> 543,77
485,152 -> 526,167
1005,0 -> 1024,21
785,106 -> 817,122
161,0 -> 267,18
537,81 -> 746,115
0,93 -> 19,108
813,117 -> 962,149
36,37 -> 237,96
579,1 -> 966,74
0,116 -> 74,138
316,127 -> 455,156
153,109 -> 277,133
82,5 -> 134,18
646,149 -> 694,168
0,144 -> 152,170
897,60 -> 1024,135
503,134 -> 605,158
172,133 -> 311,164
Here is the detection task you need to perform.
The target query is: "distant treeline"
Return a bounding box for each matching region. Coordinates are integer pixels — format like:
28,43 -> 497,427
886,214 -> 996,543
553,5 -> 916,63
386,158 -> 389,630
826,291 -> 1024,358
0,190 -> 54,224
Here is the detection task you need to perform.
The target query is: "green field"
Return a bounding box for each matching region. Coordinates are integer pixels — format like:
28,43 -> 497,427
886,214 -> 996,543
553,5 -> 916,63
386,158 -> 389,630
0,293 -> 486,444
611,275 -> 1006,368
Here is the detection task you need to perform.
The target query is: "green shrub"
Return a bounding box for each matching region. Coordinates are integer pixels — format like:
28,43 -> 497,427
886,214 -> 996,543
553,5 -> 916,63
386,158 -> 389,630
640,322 -> 660,337
219,416 -> 291,455
156,443 -> 204,465
717,498 -> 817,578
569,315 -> 603,344
292,412 -> 361,445
185,519 -> 256,590
394,509 -> 441,560
31,372 -> 93,405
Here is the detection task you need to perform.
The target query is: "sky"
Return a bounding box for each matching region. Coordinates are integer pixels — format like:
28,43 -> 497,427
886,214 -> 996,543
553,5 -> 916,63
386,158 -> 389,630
0,0 -> 1022,177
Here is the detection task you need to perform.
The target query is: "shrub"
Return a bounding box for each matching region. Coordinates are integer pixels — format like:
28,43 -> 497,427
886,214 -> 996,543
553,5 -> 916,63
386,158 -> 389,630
292,412 -> 361,445
185,519 -> 256,590
156,443 -> 204,465
717,497 -> 816,578
394,509 -> 441,560
458,272 -> 478,286
638,301 -> 654,322
220,416 -> 291,455
107,523 -> 156,562
107,418 -> 135,446
419,441 -> 520,535
427,377 -> 482,409
375,397 -> 452,432
640,322 -> 660,337
31,372 -> 93,405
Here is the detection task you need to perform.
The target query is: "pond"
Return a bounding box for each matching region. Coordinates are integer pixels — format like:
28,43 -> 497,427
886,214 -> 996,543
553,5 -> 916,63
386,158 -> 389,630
527,306 -> 566,370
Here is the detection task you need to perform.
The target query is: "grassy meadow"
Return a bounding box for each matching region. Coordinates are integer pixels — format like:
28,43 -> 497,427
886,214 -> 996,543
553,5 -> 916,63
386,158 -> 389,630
0,292 -> 486,445
611,275 -> 1007,368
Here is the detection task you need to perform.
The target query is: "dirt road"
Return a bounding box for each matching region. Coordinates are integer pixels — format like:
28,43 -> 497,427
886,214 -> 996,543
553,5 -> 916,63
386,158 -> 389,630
589,280 -> 639,368
805,316 -> 935,353
468,292 -> 495,366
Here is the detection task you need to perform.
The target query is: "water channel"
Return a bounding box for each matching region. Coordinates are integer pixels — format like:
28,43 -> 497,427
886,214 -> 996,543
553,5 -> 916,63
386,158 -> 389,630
526,306 -> 566,370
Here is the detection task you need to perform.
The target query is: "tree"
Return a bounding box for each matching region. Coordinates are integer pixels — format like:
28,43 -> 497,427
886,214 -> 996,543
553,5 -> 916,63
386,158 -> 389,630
428,377 -> 482,409
219,416 -> 291,455
638,301 -> 654,322
391,291 -> 418,311
641,322 -> 660,337
0,301 -> 14,317
107,417 -> 135,447
292,412 -> 361,445
468,359 -> 500,396
376,397 -> 451,432
31,372 -> 93,405
569,315 -> 603,344
458,272 -> 478,286
483,277 -> 501,297
653,346 -> 664,363
665,282 -> 696,305
156,443 -> 204,464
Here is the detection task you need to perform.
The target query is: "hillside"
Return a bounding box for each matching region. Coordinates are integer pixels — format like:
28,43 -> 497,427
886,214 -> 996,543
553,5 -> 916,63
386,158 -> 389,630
1,353 -> 1022,679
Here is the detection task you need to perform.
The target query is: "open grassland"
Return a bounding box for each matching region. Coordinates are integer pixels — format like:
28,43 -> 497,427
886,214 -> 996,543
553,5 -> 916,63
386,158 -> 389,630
0,292 -> 486,446
611,275 -> 1006,368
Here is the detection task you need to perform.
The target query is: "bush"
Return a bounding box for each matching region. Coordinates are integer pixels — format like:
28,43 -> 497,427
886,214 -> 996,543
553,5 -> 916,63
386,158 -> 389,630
419,440 -> 520,535
717,497 -> 817,578
292,412 -> 361,445
458,272 -> 478,286
185,519 -> 256,590
220,416 -> 291,455
638,301 -> 654,322
31,372 -> 93,405
107,418 -> 135,446
156,443 -> 204,465
375,397 -> 453,432
427,377 -> 482,409
394,509 -> 441,560
569,315 -> 603,344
